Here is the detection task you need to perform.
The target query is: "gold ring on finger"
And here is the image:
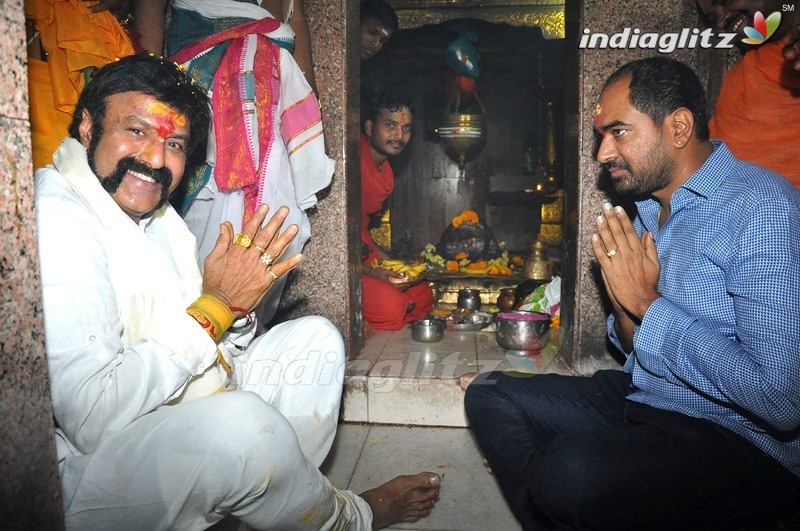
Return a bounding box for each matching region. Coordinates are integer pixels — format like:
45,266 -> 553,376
233,233 -> 252,249
606,248 -> 619,258
260,253 -> 275,267
267,269 -> 278,281
254,244 -> 267,253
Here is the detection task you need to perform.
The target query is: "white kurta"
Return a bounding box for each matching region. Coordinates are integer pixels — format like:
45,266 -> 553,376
36,139 -> 371,530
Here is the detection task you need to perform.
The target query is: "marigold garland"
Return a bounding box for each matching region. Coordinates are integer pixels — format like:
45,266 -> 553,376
452,209 -> 479,227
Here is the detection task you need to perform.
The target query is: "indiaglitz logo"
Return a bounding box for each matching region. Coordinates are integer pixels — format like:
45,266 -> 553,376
741,11 -> 782,45
579,28 -> 737,54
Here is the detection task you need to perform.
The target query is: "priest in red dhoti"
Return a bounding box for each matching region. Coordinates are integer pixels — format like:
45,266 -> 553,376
361,89 -> 433,330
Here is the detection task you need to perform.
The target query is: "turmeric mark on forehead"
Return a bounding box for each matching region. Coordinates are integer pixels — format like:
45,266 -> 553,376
147,101 -> 186,127
146,101 -> 187,140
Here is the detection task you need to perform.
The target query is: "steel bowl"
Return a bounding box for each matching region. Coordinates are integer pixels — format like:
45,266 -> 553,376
495,311 -> 551,351
411,318 -> 445,343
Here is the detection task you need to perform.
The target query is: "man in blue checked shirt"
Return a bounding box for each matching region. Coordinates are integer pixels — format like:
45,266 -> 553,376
465,56 -> 800,530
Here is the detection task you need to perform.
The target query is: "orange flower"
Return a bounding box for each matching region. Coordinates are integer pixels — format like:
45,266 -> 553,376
452,209 -> 480,227
446,260 -> 460,272
467,260 -> 488,270
455,252 -> 468,260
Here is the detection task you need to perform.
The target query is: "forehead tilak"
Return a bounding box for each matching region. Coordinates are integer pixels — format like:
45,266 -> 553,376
146,101 -> 187,128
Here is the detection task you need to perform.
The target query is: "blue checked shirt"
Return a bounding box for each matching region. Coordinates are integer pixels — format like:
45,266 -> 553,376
608,141 -> 800,476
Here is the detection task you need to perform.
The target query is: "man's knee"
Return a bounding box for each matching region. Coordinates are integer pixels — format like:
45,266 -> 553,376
527,441 -> 610,525
464,373 -> 495,415
464,371 -> 512,432
200,392 -> 302,476
362,279 -> 407,329
293,315 -> 345,360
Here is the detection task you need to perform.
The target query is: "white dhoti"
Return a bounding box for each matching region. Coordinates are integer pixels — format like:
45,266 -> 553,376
59,317 -> 373,530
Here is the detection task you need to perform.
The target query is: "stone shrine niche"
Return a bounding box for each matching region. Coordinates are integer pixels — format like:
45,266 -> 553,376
362,3 -> 566,260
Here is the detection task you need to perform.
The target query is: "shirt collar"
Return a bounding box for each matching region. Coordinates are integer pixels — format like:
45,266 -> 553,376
636,140 -> 735,220
678,140 -> 735,199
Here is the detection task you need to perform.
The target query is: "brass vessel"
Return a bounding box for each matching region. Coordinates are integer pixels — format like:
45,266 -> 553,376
523,241 -> 551,281
437,113 -> 487,173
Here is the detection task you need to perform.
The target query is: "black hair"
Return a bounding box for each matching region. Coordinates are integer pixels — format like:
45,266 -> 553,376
360,0 -> 399,34
364,87 -> 414,126
68,53 -> 211,168
603,57 -> 709,141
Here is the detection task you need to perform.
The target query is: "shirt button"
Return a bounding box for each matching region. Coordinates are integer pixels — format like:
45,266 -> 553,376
88,335 -> 96,342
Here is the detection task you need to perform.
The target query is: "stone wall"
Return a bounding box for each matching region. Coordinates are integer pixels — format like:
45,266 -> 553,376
281,0 -> 365,357
0,0 -> 64,527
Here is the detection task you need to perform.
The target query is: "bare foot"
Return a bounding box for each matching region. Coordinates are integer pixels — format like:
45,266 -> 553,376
360,472 -> 441,530
458,372 -> 479,391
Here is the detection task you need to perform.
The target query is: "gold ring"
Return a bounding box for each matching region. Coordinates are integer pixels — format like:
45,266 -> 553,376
260,253 -> 274,267
254,244 -> 267,253
268,269 -> 278,281
606,248 -> 619,258
233,233 -> 252,249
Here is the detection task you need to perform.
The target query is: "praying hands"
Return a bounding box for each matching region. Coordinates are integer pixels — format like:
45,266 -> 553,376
591,202 -> 661,350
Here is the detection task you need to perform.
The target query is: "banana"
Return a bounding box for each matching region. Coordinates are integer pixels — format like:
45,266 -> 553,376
378,260 -> 427,279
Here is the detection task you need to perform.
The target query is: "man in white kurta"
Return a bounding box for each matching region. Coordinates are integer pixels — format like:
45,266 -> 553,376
35,54 -> 439,530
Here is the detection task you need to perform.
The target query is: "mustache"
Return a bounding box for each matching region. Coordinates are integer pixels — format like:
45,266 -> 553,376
387,140 -> 406,149
601,161 -> 630,173
99,156 -> 173,209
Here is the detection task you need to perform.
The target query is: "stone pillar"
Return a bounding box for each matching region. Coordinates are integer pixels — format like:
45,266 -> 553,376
282,0 -> 365,357
0,0 -> 64,527
560,0 -> 726,373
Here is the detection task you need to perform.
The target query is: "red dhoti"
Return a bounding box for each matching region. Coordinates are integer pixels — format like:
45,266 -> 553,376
362,276 -> 434,331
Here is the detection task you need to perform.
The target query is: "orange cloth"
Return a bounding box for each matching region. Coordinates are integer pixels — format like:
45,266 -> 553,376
360,134 -> 433,330
709,41 -> 800,188
26,0 -> 135,169
361,134 -> 394,262
28,57 -> 72,170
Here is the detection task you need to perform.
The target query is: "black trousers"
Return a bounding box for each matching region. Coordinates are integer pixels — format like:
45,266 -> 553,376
464,370 -> 800,530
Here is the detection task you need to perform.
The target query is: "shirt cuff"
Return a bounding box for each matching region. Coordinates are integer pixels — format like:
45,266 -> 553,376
633,297 -> 697,377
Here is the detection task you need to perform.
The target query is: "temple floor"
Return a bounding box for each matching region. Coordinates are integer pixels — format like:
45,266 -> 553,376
342,326 -> 571,426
